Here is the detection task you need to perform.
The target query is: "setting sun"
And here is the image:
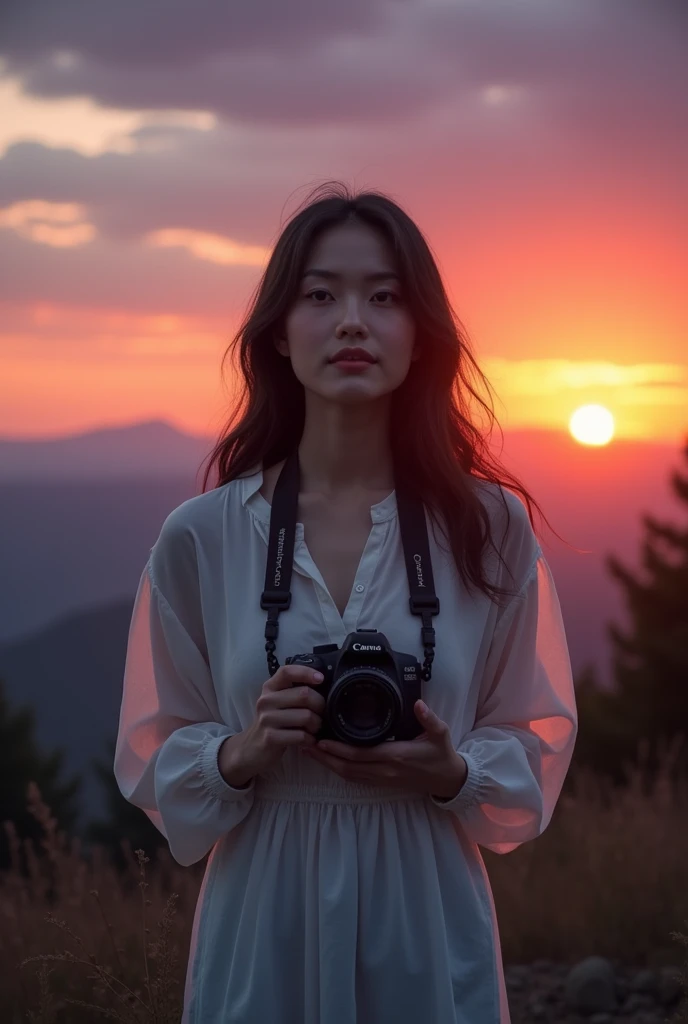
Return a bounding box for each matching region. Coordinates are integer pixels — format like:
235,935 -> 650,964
569,404 -> 615,446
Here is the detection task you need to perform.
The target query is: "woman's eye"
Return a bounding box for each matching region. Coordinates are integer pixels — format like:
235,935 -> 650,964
305,289 -> 398,303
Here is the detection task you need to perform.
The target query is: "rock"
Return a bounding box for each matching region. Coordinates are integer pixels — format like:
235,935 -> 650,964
615,977 -> 629,1002
506,964 -> 531,980
506,974 -> 525,992
658,965 -> 684,1006
589,1015 -> 614,1024
623,991 -> 655,1013
505,964 -> 531,991
630,967 -> 659,995
564,956 -> 618,1015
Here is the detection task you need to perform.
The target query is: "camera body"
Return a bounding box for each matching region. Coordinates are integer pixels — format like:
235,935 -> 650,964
286,628 -> 423,746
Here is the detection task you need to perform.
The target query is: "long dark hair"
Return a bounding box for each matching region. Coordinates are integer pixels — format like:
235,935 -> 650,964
200,181 -> 546,601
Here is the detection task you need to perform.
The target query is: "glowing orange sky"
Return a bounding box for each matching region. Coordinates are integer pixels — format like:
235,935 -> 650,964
1,203 -> 683,443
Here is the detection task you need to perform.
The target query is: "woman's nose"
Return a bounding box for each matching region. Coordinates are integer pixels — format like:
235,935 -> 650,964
336,297 -> 369,336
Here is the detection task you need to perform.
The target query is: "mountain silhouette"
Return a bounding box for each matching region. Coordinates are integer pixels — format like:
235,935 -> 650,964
0,418 -> 211,480
0,597 -> 134,828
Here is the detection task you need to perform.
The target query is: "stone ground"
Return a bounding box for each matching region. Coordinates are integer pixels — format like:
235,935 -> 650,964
505,958 -> 686,1023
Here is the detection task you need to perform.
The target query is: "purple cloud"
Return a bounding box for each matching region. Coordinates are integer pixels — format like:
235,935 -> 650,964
1,0 -> 390,67
0,0 -> 683,132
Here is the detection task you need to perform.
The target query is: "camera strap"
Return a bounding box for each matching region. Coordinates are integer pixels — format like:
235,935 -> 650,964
260,449 -> 440,680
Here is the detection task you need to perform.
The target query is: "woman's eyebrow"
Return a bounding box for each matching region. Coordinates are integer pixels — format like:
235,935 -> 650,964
301,269 -> 401,282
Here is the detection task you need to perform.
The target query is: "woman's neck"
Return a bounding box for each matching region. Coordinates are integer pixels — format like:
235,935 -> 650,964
297,400 -> 394,499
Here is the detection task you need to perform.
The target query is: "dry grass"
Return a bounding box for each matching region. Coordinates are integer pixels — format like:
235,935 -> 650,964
484,734 -> 688,968
1,741 -> 688,1022
2,783 -> 202,1023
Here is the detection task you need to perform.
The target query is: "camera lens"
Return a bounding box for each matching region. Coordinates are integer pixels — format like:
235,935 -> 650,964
328,668 -> 402,744
340,682 -> 387,730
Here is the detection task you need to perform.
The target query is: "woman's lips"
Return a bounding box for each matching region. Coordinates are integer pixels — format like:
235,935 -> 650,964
330,359 -> 375,371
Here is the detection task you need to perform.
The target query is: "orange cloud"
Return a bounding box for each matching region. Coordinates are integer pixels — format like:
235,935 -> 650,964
0,199 -> 95,247
145,228 -> 270,267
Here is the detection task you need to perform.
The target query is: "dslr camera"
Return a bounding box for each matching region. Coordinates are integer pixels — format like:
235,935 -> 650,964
286,628 -> 423,746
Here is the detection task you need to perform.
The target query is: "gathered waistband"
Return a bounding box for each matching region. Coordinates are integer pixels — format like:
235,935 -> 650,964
254,779 -> 428,806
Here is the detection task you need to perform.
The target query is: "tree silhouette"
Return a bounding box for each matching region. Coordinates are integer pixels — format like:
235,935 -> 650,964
566,664 -> 644,790
84,735 -> 167,870
606,438 -> 688,779
0,677 -> 81,872
570,439 -> 688,789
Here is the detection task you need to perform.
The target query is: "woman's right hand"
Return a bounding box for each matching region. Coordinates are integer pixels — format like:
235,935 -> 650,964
218,665 -> 326,787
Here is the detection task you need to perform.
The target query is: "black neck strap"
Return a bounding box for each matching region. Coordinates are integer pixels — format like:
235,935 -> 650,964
260,450 -> 440,680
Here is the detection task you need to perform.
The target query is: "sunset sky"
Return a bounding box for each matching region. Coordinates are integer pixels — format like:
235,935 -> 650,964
1,0 -> 686,444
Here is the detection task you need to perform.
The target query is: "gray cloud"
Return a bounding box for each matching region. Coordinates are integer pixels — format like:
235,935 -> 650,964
14,37 -> 447,126
0,0 -> 393,66
0,0 -> 683,134
0,130 -> 362,243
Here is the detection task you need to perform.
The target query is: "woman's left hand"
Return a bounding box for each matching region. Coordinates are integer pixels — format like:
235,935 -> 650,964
302,700 -> 468,800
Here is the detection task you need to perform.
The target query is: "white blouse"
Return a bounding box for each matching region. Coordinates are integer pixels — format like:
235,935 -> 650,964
114,465 -> 577,1024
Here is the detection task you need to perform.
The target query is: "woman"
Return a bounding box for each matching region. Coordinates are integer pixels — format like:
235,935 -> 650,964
114,182 -> 578,1023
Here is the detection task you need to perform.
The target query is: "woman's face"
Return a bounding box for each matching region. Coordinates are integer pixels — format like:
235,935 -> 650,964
277,220 -> 418,406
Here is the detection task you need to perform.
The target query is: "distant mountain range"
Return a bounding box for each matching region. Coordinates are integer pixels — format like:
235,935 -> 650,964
0,419 -> 211,481
0,419 -> 684,827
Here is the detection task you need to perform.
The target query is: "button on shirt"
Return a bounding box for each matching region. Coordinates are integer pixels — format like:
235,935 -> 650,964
114,464 -> 578,1024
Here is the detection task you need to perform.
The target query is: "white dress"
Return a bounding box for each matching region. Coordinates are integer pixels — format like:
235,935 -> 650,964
114,465 -> 577,1024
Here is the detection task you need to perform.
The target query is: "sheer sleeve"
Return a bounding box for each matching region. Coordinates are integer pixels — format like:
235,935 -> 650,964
430,551 -> 578,855
114,517 -> 255,867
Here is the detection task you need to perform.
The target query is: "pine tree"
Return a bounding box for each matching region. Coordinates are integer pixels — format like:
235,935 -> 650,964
566,662 -> 644,790
604,439 -> 688,781
0,677 -> 81,872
